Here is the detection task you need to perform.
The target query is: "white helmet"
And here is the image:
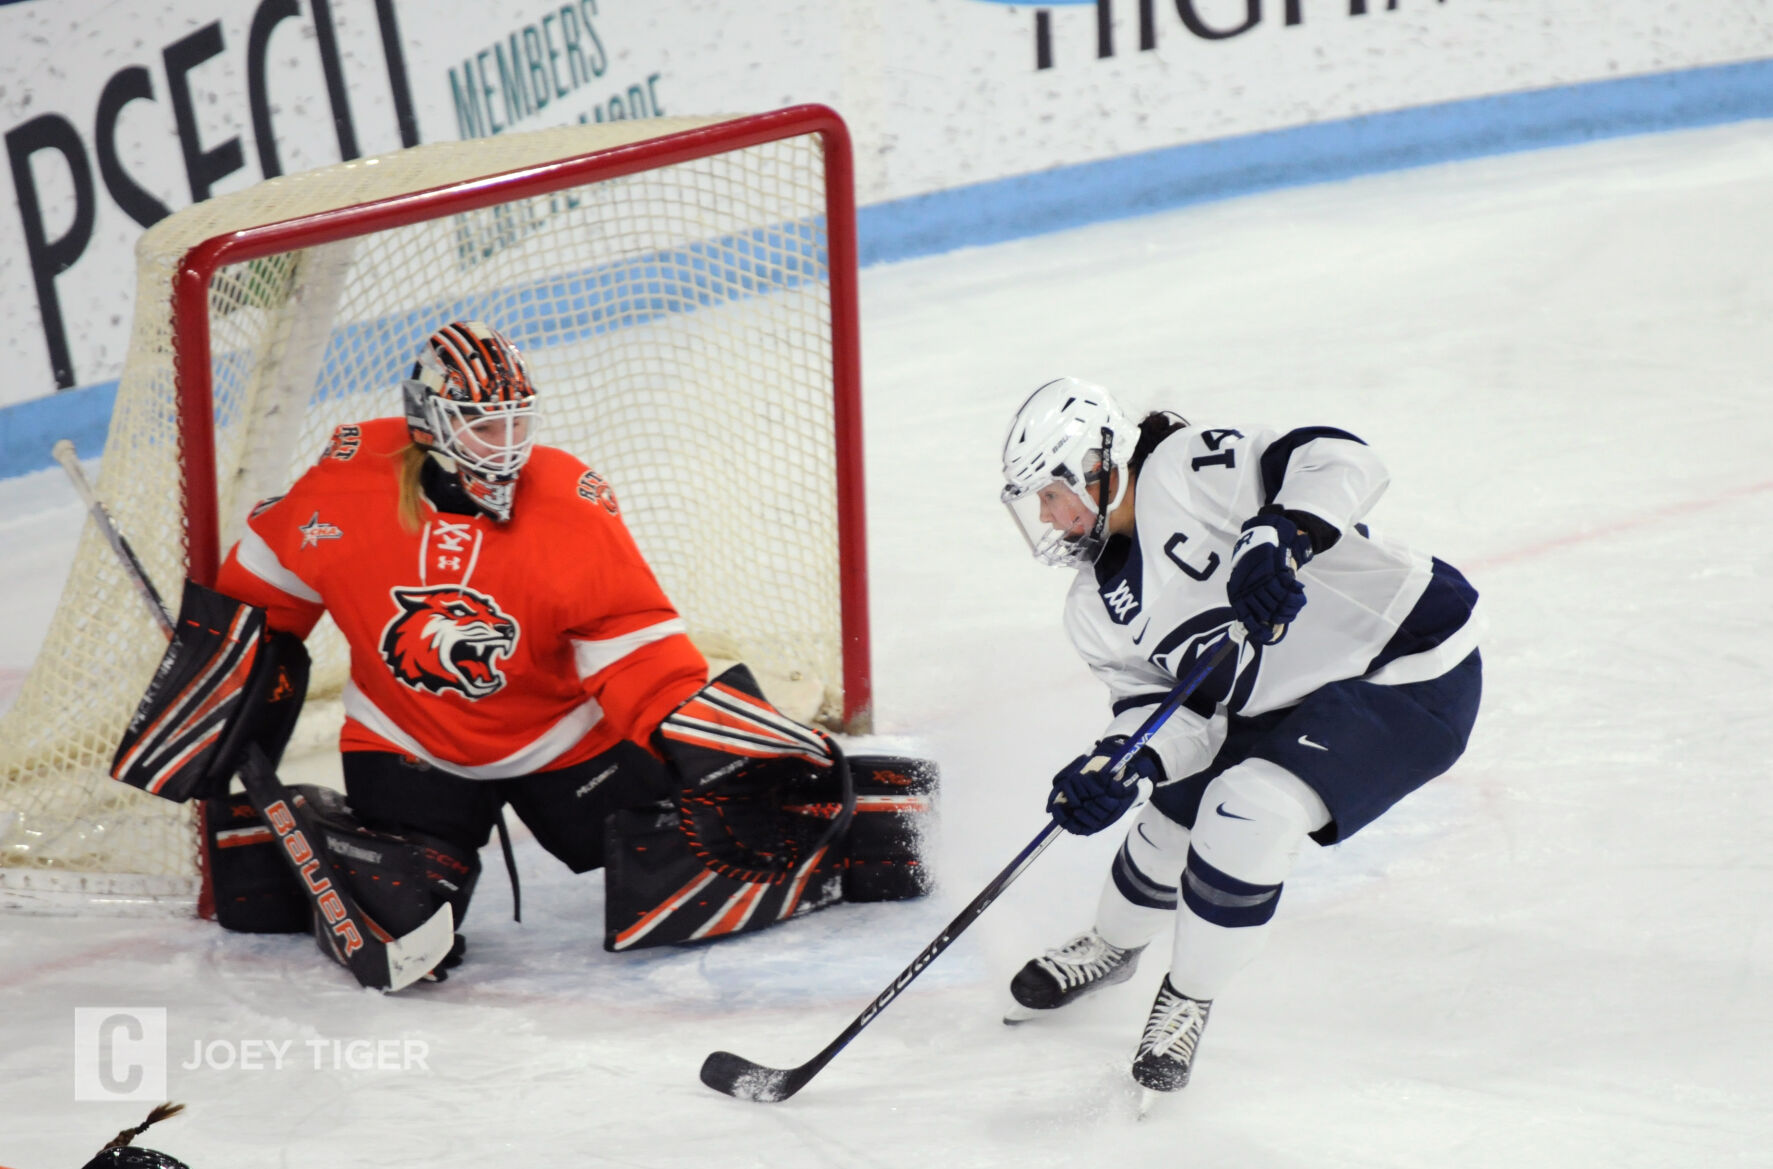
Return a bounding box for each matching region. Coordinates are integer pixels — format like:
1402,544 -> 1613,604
401,320 -> 539,523
1000,378 -> 1136,567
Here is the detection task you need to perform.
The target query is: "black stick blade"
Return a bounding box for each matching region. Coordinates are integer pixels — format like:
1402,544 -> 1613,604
699,1051 -> 805,1102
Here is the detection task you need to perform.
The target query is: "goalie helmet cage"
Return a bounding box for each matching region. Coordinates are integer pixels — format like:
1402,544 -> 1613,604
0,105 -> 870,917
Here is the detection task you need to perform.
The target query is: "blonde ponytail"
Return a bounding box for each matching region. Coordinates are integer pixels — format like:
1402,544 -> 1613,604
394,444 -> 427,533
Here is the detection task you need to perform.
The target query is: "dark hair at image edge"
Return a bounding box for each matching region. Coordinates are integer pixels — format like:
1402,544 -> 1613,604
1130,411 -> 1190,476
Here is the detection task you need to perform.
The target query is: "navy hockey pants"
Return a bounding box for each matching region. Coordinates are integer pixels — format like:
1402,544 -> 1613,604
1151,650 -> 1482,845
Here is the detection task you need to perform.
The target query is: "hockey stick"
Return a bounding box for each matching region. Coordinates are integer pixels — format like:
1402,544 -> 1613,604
53,440 -> 454,992
52,441 -> 173,637
699,631 -> 1243,1102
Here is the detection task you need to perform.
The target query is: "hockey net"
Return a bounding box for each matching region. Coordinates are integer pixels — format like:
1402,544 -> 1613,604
0,107 -> 869,915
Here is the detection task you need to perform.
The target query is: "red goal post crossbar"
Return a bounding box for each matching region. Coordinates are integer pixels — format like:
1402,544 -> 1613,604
169,104 -> 872,731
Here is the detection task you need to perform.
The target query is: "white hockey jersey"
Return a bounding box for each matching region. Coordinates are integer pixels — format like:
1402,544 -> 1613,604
1067,424 -> 1482,783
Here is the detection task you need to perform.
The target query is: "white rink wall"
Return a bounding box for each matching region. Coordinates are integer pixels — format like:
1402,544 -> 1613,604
2,0 -> 1771,405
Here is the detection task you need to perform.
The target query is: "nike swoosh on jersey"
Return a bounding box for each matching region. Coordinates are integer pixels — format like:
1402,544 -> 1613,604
1215,802 -> 1254,821
1298,734 -> 1329,751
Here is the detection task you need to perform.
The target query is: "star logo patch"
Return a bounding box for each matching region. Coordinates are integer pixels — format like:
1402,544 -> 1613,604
299,511 -> 344,548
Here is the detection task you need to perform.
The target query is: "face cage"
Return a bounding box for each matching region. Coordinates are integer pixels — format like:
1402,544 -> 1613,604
426,394 -> 536,473
1001,475 -> 1109,568
421,393 -> 538,523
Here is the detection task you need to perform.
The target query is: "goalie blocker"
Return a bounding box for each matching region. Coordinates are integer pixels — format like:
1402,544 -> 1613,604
111,580 -> 309,804
112,581 -> 460,988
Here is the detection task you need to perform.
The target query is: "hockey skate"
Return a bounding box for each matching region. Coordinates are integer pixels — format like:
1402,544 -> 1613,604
1131,976 -> 1213,1096
1004,930 -> 1145,1023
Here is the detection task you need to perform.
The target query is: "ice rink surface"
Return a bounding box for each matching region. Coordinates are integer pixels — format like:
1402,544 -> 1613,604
4,120 -> 1772,1166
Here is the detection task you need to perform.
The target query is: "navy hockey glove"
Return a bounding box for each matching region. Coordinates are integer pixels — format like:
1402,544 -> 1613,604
1227,512 -> 1315,644
1047,736 -> 1163,836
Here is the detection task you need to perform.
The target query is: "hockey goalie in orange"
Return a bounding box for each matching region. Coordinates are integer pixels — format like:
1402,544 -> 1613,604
140,320 -> 939,980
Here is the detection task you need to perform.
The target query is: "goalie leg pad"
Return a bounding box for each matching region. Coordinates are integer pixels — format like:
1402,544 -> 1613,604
836,755 -> 939,903
202,785 -> 479,947
305,788 -> 481,938
204,790 -> 312,934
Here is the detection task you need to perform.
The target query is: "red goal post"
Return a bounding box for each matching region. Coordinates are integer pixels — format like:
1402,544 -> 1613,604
174,103 -> 871,729
0,105 -> 871,913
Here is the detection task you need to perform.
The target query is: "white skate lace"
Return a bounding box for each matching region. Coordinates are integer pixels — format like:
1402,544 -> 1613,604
1035,932 -> 1132,991
1140,982 -> 1211,1061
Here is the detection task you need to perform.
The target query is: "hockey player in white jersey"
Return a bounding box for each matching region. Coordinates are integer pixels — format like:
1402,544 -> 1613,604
999,378 -> 1483,1095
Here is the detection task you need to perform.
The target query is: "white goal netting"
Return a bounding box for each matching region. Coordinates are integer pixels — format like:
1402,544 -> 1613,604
0,112 -> 862,913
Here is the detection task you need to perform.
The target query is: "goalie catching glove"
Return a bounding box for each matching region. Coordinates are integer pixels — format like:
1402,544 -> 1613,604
656,665 -> 837,784
602,665 -> 855,949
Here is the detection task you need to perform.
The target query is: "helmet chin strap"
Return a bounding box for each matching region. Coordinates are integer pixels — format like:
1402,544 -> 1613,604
1079,425 -> 1126,552
1097,425 -> 1129,516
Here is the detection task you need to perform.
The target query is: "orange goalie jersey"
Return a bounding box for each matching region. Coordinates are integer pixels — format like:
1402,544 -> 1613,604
215,417 -> 708,778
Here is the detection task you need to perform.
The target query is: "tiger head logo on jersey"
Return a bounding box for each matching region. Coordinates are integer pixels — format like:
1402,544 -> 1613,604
379,585 -> 520,700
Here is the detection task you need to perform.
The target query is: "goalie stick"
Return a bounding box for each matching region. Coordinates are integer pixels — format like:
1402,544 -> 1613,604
699,631 -> 1243,1103
53,440 -> 453,992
